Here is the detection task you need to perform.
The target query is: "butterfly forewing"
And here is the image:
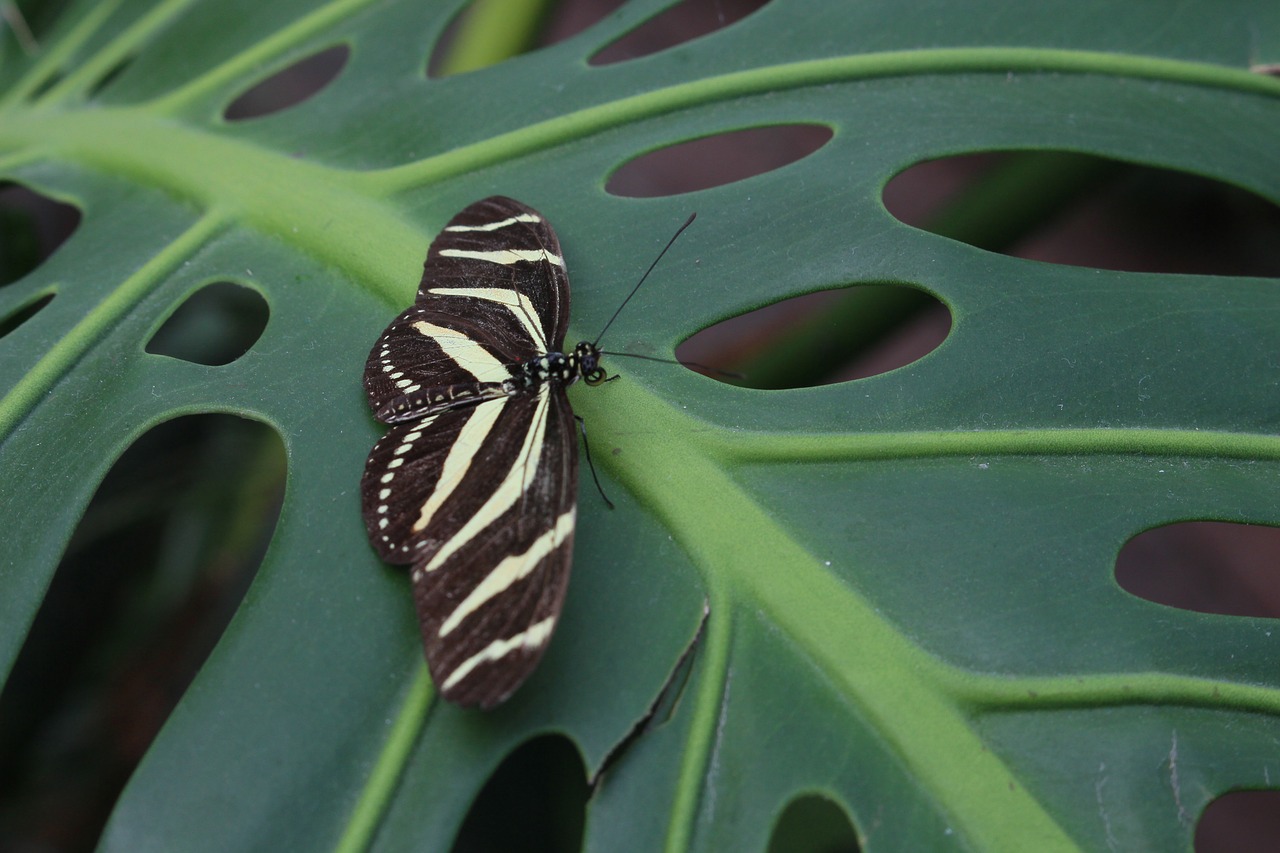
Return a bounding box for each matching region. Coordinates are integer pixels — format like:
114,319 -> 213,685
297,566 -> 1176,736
361,196 -> 580,708
417,196 -> 569,352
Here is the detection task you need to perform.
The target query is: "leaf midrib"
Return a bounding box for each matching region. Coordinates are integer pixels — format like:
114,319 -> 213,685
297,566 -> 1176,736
574,383 -> 1079,851
4,46 -> 1275,313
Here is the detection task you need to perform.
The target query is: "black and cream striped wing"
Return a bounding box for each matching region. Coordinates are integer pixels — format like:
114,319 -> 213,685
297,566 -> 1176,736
363,197 -> 569,422
428,388 -> 577,708
413,196 -> 569,352
360,389 -> 577,708
361,197 -> 579,708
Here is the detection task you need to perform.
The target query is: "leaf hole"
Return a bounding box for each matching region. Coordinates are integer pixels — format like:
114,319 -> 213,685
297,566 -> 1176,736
223,44 -> 349,122
87,54 -> 136,100
427,0 -> 770,77
677,284 -> 950,389
451,734 -> 588,853
6,0 -> 71,47
428,0 -> 615,78
145,281 -> 269,366
767,793 -> 861,853
26,69 -> 65,100
589,0 -> 771,66
0,291 -> 54,340
884,151 -> 1280,276
1196,789 -> 1280,852
0,414 -> 285,850
0,182 -> 81,287
607,124 -> 832,198
1115,521 -> 1280,617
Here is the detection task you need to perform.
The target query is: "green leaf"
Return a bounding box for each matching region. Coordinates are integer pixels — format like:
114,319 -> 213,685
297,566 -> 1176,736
3,0 -> 1280,850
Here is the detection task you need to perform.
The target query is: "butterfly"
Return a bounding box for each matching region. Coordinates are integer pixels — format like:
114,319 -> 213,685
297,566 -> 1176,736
361,196 -> 693,708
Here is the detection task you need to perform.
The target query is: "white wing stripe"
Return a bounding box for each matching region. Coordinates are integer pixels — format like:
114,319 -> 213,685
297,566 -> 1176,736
442,616 -> 557,691
444,213 -> 541,232
439,247 -> 563,267
412,399 -> 506,533
424,390 -> 550,572
426,286 -> 547,350
410,320 -> 512,382
438,510 -> 575,637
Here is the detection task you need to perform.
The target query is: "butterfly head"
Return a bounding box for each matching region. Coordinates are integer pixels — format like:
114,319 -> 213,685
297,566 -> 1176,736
575,341 -> 608,386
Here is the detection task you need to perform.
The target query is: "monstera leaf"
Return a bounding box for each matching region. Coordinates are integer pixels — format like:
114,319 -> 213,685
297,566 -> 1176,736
3,0 -> 1280,850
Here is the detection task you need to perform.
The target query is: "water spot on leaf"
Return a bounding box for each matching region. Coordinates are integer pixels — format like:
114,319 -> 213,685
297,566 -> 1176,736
589,0 -> 771,66
0,292 -> 55,340
607,125 -> 832,198
677,284 -> 950,389
223,44 -> 349,121
452,734 -> 587,853
1196,789 -> 1280,852
885,151 -> 1280,276
145,281 -> 268,366
0,414 -> 285,850
0,182 -> 81,287
1116,521 -> 1280,617
768,793 -> 861,853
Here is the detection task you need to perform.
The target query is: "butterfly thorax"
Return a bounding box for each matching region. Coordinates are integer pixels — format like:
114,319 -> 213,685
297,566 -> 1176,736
379,342 -> 605,424
503,341 -> 606,393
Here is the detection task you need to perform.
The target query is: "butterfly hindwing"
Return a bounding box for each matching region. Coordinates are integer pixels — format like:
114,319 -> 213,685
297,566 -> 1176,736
412,388 -> 578,708
361,408 -> 462,564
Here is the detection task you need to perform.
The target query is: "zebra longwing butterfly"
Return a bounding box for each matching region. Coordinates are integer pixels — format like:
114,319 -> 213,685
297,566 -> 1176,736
361,197 -> 687,709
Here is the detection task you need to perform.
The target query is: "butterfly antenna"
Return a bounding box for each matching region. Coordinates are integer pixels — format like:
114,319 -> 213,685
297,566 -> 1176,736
601,350 -> 745,380
593,212 -> 696,347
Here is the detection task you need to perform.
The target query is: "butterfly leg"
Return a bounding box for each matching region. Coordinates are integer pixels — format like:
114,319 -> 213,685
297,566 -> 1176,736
575,414 -> 614,510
